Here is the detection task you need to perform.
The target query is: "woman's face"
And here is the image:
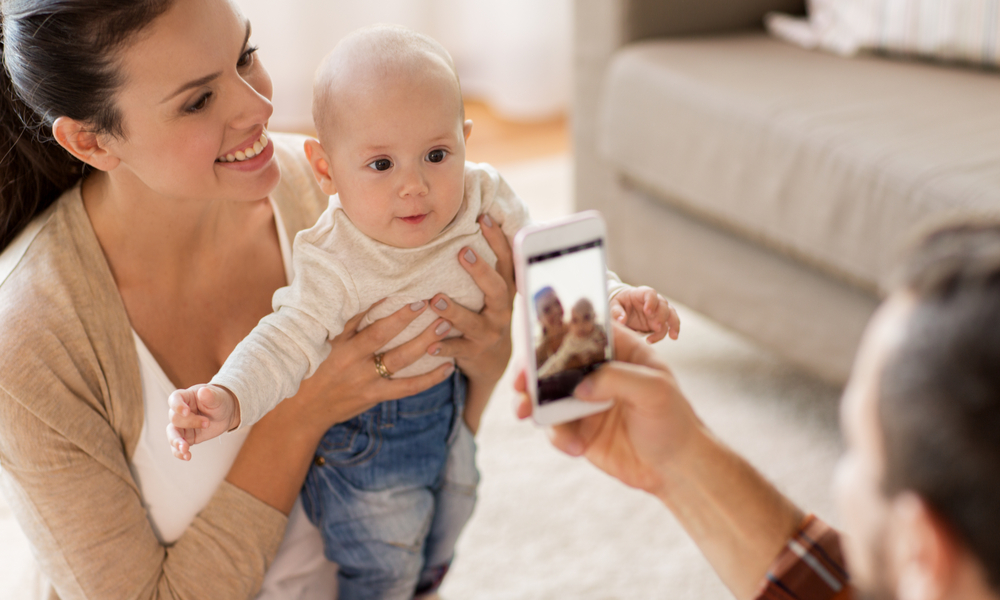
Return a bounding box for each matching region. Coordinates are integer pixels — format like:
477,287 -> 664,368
98,0 -> 279,204
537,292 -> 564,331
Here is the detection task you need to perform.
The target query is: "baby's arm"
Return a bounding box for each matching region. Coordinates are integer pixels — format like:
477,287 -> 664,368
167,384 -> 240,461
610,285 -> 681,343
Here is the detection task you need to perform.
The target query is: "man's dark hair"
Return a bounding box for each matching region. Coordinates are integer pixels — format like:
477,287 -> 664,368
880,221 -> 1000,591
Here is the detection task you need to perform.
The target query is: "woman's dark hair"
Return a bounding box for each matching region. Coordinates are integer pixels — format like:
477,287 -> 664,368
0,0 -> 172,250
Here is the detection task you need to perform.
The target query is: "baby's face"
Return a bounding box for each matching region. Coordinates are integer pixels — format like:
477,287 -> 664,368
323,68 -> 470,248
570,306 -> 596,337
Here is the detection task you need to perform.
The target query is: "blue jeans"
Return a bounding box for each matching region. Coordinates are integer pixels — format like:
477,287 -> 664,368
301,370 -> 479,600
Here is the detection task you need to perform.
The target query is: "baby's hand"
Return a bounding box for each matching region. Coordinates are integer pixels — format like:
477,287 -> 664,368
609,286 -> 680,344
166,384 -> 241,461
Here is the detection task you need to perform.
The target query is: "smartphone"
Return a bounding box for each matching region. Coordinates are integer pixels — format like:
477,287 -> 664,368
513,211 -> 614,426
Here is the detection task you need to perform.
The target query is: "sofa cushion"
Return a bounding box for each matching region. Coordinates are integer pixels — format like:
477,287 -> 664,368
598,33 -> 1000,290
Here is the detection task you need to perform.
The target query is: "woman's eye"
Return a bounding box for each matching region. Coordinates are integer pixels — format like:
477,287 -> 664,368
426,149 -> 446,163
186,92 -> 212,113
238,45 -> 259,69
367,158 -> 393,171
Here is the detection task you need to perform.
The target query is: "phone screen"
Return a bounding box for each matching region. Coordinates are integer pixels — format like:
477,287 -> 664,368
526,238 -> 612,405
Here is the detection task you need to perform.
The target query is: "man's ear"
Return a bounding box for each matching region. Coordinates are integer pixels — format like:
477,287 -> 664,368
463,119 -> 473,143
889,492 -> 956,600
51,117 -> 120,172
303,138 -> 337,196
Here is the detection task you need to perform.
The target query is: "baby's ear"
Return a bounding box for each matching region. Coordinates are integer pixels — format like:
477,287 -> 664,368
303,138 -> 337,196
463,119 -> 473,142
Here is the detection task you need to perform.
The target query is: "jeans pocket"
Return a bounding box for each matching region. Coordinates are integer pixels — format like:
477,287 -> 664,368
316,416 -> 379,468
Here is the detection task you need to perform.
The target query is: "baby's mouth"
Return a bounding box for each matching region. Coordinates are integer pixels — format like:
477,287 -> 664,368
400,214 -> 428,225
217,132 -> 269,163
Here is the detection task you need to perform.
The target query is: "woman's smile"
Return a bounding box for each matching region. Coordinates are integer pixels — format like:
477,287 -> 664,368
217,130 -> 270,163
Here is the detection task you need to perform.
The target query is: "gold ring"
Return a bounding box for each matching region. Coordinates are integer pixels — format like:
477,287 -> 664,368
373,353 -> 393,379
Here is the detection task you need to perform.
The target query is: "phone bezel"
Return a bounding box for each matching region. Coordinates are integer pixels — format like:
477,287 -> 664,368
513,210 -> 614,426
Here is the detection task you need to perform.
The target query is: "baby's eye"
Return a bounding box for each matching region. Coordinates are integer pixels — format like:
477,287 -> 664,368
367,158 -> 393,171
426,149 -> 447,163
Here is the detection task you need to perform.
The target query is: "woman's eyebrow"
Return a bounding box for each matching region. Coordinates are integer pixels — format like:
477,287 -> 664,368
160,21 -> 251,103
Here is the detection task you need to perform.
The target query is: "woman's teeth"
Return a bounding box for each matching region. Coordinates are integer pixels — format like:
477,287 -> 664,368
219,132 -> 269,163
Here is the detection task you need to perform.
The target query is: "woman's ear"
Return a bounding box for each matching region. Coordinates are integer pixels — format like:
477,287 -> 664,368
303,138 -> 337,196
51,117 -> 120,172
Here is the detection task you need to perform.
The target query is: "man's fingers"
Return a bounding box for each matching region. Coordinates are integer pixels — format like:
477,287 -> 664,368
574,361 -> 670,409
546,421 -> 586,457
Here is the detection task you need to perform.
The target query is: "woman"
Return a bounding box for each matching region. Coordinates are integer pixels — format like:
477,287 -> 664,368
533,286 -> 567,367
0,0 -> 513,598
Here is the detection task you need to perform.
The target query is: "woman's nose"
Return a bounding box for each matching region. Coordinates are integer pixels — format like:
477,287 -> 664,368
229,77 -> 273,131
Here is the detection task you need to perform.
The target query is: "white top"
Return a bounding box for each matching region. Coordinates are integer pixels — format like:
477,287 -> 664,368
213,162 -> 531,429
128,197 -> 338,599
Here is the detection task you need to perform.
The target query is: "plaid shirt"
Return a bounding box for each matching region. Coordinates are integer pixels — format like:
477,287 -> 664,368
755,515 -> 854,600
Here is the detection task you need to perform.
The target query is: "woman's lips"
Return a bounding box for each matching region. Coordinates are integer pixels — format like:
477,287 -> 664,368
215,134 -> 274,172
400,214 -> 427,225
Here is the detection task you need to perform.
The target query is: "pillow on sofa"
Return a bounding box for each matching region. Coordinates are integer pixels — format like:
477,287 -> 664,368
766,0 -> 1000,67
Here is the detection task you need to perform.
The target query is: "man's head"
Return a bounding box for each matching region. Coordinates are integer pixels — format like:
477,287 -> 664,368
303,25 -> 471,248
835,222 -> 1000,600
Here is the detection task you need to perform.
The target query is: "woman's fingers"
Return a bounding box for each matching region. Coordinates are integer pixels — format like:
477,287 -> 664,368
346,300 -> 428,353
379,317 -> 453,375
382,362 -> 455,400
429,294 -> 497,344
478,215 -> 515,288
457,247 -> 511,311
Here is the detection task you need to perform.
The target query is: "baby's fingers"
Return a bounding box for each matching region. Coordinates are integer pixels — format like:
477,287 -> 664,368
168,390 -> 209,430
166,423 -> 192,461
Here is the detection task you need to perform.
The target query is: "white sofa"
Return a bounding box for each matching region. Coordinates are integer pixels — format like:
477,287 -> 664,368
574,0 -> 1000,383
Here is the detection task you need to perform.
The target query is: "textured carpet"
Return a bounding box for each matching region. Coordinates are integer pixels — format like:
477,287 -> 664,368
0,156 -> 845,599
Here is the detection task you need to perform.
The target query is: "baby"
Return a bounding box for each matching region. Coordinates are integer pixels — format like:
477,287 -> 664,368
167,25 -> 677,600
538,298 -> 608,378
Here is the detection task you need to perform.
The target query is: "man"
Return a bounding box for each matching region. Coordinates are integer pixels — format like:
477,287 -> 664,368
517,222 -> 1000,600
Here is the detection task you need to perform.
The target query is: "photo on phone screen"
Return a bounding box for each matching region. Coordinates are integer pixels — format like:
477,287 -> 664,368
527,239 -> 612,405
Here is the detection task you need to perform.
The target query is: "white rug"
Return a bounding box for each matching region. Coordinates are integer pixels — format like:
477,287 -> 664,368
0,156 -> 845,600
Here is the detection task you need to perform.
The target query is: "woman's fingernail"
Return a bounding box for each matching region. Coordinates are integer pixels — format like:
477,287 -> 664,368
435,321 -> 452,336
435,299 -> 448,311
443,363 -> 456,376
431,346 -> 441,356
482,214 -> 493,228
464,249 -> 477,264
410,301 -> 426,311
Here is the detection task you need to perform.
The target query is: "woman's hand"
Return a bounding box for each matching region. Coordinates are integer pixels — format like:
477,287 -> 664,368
516,322 -> 702,495
227,301 -> 456,514
288,301 -> 458,438
427,215 -> 515,432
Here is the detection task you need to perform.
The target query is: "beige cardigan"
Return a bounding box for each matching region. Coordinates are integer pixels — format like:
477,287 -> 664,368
0,134 -> 328,599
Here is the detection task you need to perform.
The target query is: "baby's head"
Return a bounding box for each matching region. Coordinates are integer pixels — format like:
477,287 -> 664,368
569,298 -> 597,338
304,25 -> 471,248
